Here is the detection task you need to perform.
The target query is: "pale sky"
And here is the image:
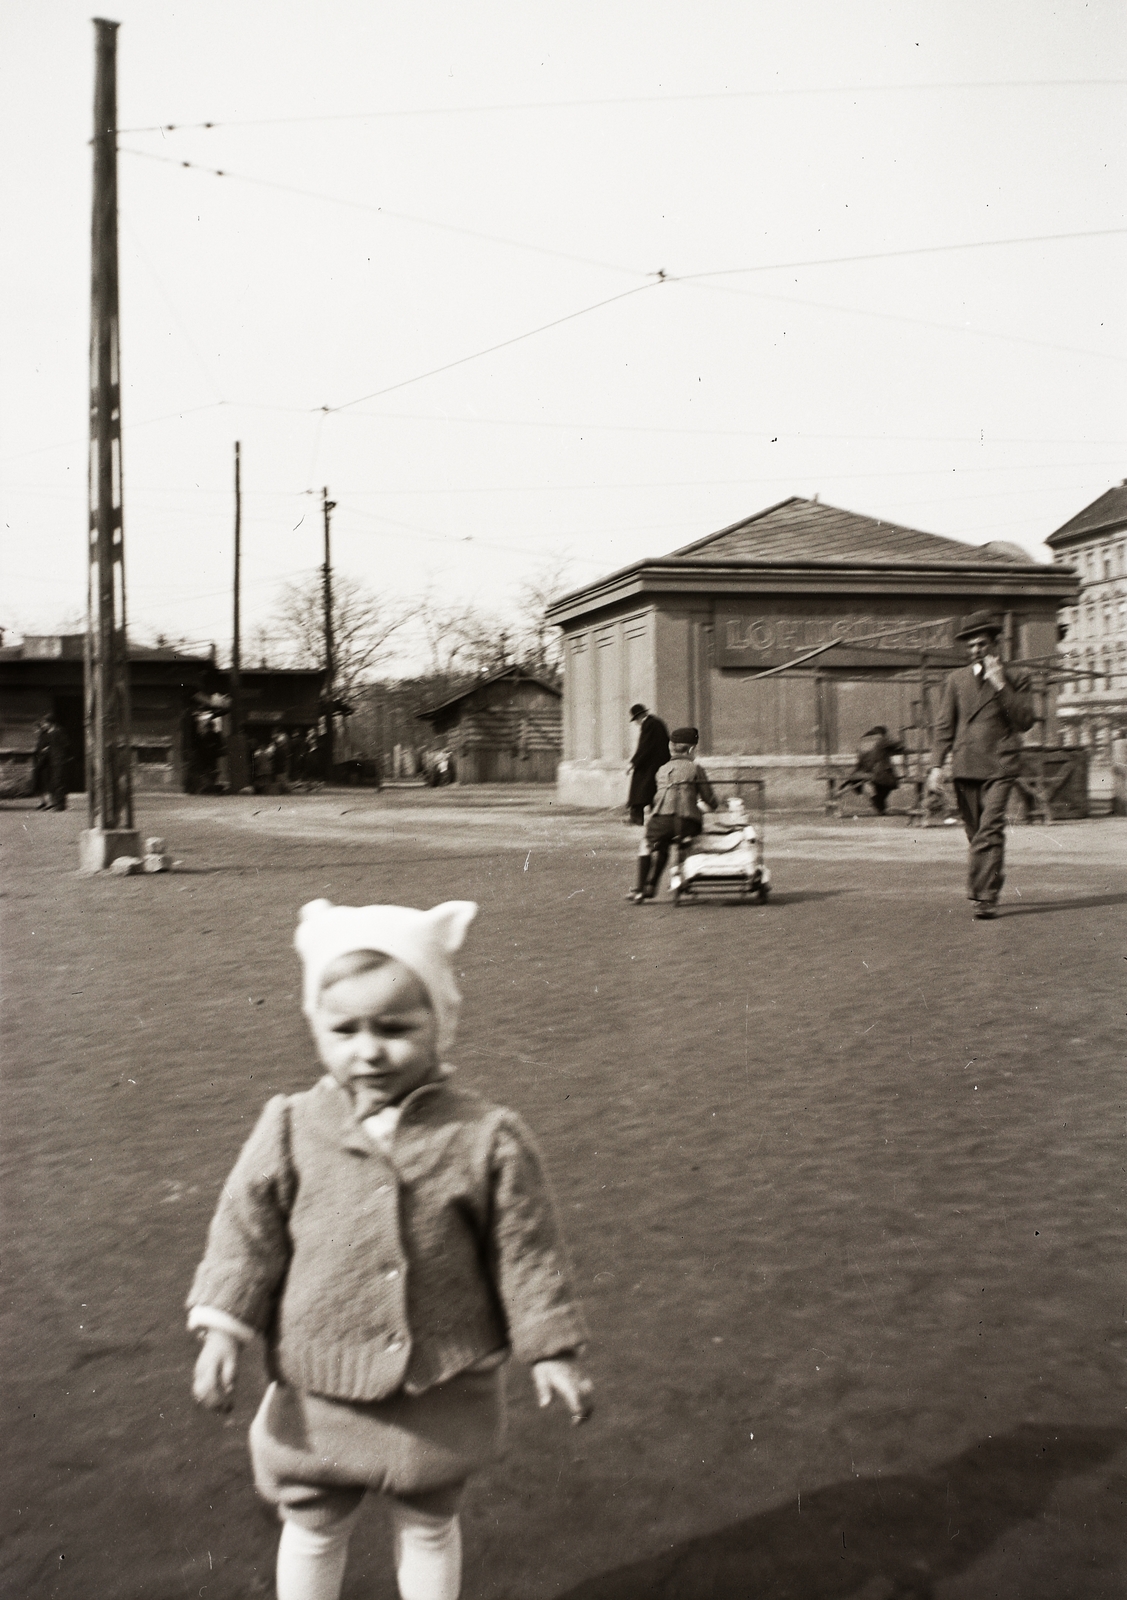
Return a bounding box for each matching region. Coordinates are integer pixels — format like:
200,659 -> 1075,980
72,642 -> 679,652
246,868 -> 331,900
2,1 -> 1124,669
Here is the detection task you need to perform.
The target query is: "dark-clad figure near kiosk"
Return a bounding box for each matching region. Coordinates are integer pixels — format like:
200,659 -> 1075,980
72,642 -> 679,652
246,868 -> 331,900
32,714 -> 70,812
839,725 -> 905,815
928,611 -> 1035,920
624,703 -> 670,900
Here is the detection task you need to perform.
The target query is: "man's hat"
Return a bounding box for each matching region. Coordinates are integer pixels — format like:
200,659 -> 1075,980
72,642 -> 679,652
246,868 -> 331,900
669,726 -> 699,745
955,610 -> 1004,641
629,703 -> 647,718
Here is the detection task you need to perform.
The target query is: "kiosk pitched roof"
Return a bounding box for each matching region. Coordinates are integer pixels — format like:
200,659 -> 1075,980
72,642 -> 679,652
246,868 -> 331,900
670,496 -> 1033,567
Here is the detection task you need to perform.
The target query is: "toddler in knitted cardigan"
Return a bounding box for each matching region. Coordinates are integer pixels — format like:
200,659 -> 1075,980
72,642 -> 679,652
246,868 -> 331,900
188,898 -> 592,1600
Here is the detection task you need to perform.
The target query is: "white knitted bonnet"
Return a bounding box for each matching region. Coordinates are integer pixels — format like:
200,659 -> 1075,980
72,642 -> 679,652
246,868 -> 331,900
295,898 -> 478,1057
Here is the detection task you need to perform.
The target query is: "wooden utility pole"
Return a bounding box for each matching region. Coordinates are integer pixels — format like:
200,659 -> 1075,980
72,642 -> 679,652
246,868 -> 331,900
81,17 -> 139,871
226,440 -> 248,791
321,487 -> 336,774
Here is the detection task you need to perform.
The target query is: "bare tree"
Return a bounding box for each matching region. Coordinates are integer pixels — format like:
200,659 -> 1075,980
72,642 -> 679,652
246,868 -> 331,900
414,590 -> 509,681
513,557 -> 574,676
271,572 -> 417,703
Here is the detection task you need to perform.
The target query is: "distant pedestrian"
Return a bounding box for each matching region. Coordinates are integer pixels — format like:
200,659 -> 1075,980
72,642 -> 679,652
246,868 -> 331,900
633,726 -> 718,902
624,704 -> 669,899
840,725 -> 905,814
928,612 -> 1034,919
33,714 -> 70,811
253,743 -> 275,794
188,897 -> 591,1600
270,731 -> 291,794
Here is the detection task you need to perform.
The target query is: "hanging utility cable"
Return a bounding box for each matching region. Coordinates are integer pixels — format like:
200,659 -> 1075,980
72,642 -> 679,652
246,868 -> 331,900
114,78 -> 1127,134
324,281 -> 664,412
117,148 -> 642,277
118,145 -> 1127,407
677,228 -> 1127,282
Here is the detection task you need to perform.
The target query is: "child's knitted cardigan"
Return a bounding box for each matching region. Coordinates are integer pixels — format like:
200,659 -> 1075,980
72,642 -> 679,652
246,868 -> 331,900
188,1074 -> 586,1403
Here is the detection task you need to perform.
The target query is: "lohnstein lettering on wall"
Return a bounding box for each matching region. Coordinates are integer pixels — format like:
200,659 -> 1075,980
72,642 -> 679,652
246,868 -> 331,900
718,609 -> 958,669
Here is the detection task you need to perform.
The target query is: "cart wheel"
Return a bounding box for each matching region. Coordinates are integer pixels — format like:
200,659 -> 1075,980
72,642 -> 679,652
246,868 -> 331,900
757,885 -> 770,904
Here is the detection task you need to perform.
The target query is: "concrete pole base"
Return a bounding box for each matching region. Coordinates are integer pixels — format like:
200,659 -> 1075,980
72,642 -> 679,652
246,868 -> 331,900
79,828 -> 142,873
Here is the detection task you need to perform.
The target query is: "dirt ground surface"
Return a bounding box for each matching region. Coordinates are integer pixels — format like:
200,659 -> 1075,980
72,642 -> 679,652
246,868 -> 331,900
2,788 -> 1125,1600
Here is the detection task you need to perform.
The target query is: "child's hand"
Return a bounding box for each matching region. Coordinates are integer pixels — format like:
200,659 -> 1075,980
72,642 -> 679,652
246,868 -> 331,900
192,1329 -> 241,1413
532,1358 -> 594,1425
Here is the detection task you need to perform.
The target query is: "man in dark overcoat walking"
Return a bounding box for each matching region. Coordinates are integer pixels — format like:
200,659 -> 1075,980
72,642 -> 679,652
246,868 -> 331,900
33,714 -> 71,811
624,703 -> 670,899
928,612 -> 1034,918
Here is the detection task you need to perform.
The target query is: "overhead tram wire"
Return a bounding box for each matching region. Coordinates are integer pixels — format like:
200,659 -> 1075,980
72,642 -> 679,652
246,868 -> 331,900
120,146 -> 1127,297
675,280 -> 1127,366
115,78 -> 1127,134
117,148 -> 643,278
323,282 -> 662,412
316,226 -> 1127,412
674,228 -> 1127,285
209,402 -> 1127,450
117,146 -> 1127,406
0,401 -> 226,464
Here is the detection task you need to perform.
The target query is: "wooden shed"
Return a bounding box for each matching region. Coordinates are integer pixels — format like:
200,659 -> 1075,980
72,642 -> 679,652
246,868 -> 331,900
417,665 -> 562,783
0,636 -> 325,796
0,635 -> 213,796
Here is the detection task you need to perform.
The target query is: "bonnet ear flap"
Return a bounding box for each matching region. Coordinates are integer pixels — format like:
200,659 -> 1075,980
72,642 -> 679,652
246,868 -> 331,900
299,898 -> 335,922
426,901 -> 478,954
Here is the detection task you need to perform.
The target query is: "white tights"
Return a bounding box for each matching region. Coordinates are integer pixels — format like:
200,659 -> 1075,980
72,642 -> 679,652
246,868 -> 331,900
276,1500 -> 462,1600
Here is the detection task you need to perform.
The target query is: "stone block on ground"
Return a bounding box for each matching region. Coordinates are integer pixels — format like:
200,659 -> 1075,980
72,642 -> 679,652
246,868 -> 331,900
142,854 -> 173,873
79,828 -> 142,873
109,856 -> 142,876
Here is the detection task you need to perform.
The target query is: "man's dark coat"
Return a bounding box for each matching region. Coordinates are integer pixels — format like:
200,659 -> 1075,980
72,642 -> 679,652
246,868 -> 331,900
932,665 -> 1035,779
627,715 -> 670,809
33,723 -> 70,793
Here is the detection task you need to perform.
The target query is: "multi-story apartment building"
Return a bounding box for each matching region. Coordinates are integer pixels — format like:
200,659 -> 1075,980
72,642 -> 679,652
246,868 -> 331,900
1046,482 -> 1127,782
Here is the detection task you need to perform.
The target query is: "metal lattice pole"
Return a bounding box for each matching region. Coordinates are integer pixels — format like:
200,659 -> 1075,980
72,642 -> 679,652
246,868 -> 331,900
322,487 -> 336,773
85,17 -> 134,841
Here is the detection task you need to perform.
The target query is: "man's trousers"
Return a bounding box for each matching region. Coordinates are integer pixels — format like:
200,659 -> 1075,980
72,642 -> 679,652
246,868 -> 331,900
953,777 -> 1014,904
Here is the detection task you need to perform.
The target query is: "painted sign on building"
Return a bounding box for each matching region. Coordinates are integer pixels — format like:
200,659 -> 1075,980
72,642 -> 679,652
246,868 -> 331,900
716,609 -> 958,668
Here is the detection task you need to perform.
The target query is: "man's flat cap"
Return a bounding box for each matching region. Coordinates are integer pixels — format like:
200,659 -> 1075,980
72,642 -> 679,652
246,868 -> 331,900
955,611 -> 1004,641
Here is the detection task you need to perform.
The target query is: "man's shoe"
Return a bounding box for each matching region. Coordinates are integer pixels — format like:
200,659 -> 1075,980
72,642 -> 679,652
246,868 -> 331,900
972,900 -> 997,919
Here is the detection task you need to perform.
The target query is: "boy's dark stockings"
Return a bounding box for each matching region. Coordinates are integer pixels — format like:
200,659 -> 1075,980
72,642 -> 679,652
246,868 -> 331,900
645,841 -> 671,896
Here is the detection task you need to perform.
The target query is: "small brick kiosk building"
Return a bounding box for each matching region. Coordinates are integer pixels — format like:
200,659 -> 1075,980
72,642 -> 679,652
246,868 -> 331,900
417,665 -> 562,783
546,497 -> 1079,808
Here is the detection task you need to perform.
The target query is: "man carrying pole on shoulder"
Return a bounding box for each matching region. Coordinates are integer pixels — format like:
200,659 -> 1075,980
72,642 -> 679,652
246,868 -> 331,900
927,611 -> 1035,920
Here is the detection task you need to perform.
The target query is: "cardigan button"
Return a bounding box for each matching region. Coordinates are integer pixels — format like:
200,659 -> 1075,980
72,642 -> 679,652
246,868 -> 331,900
384,1267 -> 400,1279
387,1338 -> 404,1353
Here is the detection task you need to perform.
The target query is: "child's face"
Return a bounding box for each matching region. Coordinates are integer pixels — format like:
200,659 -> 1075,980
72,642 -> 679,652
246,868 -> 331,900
310,959 -> 440,1110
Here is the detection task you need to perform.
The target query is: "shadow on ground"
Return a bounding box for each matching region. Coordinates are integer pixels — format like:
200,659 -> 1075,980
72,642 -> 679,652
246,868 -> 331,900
997,892 -> 1127,917
551,1425 -> 1125,1600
